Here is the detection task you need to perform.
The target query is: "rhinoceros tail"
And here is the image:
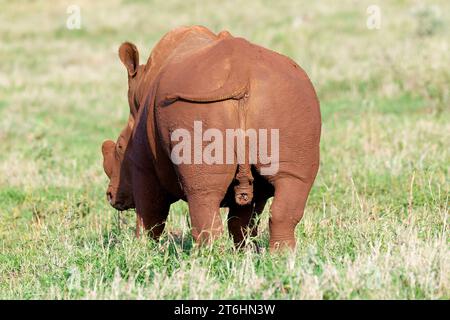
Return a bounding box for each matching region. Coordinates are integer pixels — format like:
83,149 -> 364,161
234,164 -> 254,206
233,96 -> 254,206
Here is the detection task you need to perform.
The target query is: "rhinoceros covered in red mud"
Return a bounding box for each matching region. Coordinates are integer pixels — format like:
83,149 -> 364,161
102,26 -> 321,251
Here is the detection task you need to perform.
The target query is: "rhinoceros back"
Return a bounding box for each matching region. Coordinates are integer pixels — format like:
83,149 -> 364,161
155,37 -> 251,108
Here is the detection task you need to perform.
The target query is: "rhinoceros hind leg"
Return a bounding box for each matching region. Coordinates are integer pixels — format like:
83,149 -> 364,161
187,193 -> 224,245
269,178 -> 313,251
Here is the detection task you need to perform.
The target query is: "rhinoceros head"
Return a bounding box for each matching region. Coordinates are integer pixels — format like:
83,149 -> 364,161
101,42 -> 144,210
101,120 -> 134,211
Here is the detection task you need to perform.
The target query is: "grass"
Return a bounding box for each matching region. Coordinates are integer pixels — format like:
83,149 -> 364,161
0,0 -> 448,299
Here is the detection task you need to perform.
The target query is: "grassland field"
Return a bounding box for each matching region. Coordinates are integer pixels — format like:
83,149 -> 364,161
0,0 -> 448,299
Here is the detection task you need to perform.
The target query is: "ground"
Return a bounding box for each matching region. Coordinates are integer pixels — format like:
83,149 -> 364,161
0,0 -> 448,299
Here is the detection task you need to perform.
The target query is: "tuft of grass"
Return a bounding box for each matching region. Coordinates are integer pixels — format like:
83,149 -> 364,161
0,0 -> 448,299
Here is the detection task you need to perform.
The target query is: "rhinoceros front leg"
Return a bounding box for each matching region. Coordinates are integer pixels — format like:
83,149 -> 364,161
227,196 -> 267,248
135,200 -> 170,240
132,168 -> 171,240
227,203 -> 255,246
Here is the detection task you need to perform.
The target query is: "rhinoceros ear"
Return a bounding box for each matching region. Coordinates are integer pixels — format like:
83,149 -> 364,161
118,42 -> 139,77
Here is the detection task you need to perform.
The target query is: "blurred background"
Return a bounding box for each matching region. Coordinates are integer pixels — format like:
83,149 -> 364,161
0,0 -> 448,299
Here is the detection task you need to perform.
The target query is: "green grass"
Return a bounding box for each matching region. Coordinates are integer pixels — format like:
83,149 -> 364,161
0,0 -> 448,299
